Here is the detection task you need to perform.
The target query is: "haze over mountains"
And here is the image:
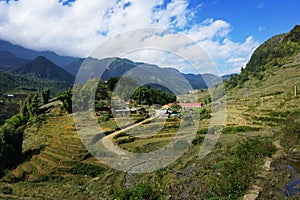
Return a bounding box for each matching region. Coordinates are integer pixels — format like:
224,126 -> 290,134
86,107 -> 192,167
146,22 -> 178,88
0,39 -> 228,93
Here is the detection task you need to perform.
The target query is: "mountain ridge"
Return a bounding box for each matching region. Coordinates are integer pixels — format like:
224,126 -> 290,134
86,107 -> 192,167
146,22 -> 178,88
13,56 -> 75,84
0,39 -> 227,90
225,25 -> 300,89
0,39 -> 76,68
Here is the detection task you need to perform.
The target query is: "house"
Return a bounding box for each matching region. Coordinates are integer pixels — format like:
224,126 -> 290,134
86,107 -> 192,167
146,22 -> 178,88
166,102 -> 203,108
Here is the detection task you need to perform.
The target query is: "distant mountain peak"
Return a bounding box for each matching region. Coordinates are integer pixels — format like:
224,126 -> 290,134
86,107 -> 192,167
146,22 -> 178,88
14,56 -> 74,84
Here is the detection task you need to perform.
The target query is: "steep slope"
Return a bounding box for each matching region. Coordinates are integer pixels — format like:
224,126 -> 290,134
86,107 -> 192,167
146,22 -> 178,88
223,25 -> 300,130
14,56 -> 75,84
225,25 -> 300,89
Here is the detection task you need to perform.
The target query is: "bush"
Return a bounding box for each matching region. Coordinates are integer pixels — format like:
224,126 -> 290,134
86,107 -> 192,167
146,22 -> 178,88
69,163 -> 104,177
99,113 -> 110,122
0,124 -> 24,173
112,183 -> 160,200
192,135 -> 204,145
0,186 -> 12,194
221,126 -> 261,134
252,116 -> 282,123
197,128 -> 208,135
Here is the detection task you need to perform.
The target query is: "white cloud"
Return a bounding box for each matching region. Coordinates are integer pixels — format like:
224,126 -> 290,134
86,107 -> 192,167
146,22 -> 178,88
0,0 -> 259,75
257,25 -> 266,31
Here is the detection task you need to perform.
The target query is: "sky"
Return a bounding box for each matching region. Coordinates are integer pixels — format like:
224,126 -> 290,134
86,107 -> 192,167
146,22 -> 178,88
0,0 -> 299,75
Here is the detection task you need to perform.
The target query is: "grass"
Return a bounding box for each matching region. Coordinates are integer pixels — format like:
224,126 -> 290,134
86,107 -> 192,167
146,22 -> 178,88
204,137 -> 276,199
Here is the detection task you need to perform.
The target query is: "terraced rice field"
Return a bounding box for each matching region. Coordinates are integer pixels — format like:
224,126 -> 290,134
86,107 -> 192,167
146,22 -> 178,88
9,115 -> 98,181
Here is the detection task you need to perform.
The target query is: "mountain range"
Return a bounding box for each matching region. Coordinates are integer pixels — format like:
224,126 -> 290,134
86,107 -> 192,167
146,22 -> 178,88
0,39 -> 230,93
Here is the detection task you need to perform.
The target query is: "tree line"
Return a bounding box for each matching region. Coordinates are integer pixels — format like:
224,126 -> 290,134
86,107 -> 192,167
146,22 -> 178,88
0,89 -> 50,175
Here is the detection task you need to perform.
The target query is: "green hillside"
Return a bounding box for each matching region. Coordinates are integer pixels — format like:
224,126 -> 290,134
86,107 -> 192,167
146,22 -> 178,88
0,70 -> 71,125
226,25 -> 300,89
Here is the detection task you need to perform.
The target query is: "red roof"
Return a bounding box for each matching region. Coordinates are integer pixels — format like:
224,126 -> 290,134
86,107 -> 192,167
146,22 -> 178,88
167,102 -> 202,107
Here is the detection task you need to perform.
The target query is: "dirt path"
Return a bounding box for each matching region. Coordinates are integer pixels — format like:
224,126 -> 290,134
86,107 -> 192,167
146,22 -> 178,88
100,110 -> 161,156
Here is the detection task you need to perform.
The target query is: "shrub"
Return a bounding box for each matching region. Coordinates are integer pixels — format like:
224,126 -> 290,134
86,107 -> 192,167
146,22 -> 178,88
69,163 -> 104,177
112,183 -> 160,200
192,135 -> 204,145
197,128 -> 209,135
0,186 -> 12,194
221,126 -> 261,134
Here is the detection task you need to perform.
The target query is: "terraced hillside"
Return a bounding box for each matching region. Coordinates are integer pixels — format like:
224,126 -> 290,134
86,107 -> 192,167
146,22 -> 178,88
0,114 -> 125,199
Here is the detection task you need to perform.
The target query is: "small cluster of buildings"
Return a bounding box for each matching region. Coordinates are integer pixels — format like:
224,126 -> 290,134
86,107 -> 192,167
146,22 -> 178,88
160,102 -> 203,118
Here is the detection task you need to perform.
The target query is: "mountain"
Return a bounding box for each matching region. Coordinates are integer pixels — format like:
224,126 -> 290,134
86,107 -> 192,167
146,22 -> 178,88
13,56 -> 75,84
246,25 -> 300,73
0,39 -> 227,90
64,57 -> 84,76
66,57 -> 140,78
221,74 -> 234,80
182,74 -> 207,89
0,39 -> 76,68
75,57 -> 224,90
0,50 -> 28,71
225,25 -> 300,89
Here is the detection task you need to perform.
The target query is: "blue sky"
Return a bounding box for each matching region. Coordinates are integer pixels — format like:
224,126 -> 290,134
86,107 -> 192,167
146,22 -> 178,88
189,0 -> 300,43
0,0 -> 299,75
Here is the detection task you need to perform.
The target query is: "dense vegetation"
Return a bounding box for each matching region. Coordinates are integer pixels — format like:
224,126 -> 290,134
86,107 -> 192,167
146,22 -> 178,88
131,85 -> 176,106
0,70 -> 69,95
71,77 -> 177,113
0,90 -> 51,176
0,123 -> 24,175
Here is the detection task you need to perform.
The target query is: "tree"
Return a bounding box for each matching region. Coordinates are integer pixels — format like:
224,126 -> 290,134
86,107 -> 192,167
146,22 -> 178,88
107,77 -> 120,91
41,88 -> 50,104
58,89 -> 73,113
95,83 -> 109,101
0,124 -> 24,174
27,93 -> 40,118
171,102 -> 182,112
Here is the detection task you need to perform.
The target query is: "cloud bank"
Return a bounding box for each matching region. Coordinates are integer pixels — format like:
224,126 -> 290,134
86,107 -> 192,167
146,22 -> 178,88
0,0 -> 259,75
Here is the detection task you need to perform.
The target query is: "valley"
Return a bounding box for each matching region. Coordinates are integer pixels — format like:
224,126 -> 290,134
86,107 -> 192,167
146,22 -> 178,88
1,25 -> 300,199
